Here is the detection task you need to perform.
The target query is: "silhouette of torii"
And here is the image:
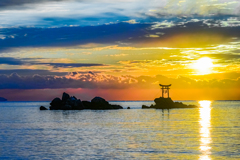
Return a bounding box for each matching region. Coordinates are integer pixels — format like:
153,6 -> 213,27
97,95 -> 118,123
159,84 -> 171,98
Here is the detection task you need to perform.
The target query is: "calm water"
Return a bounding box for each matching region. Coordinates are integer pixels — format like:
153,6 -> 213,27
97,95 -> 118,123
0,101 -> 239,159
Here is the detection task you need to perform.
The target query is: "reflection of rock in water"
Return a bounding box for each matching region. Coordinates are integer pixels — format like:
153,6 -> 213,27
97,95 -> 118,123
142,97 -> 197,109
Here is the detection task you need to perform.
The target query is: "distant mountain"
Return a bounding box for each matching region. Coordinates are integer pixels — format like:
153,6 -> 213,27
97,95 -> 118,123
0,97 -> 7,101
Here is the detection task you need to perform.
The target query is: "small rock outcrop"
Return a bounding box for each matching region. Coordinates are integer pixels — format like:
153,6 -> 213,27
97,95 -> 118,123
142,97 -> 197,109
40,106 -> 48,110
81,97 -> 123,110
0,97 -> 7,101
41,92 -> 123,110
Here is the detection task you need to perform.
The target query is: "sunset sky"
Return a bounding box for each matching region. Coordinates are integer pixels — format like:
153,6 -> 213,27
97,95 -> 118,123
0,0 -> 240,101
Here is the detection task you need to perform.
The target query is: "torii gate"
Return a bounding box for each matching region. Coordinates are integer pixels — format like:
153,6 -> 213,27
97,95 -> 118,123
159,84 -> 171,98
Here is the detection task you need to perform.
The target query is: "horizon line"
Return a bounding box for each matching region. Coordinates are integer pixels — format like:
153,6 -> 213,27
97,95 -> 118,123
1,99 -> 240,102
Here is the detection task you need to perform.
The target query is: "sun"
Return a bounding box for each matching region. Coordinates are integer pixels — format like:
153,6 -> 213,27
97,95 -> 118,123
193,57 -> 214,75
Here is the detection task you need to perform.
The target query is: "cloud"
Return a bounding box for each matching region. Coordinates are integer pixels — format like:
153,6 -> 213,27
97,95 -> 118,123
0,72 -> 130,89
0,57 -> 105,68
0,0 -> 68,8
1,21 -> 240,52
0,69 -> 67,76
201,54 -> 240,60
0,57 -> 24,65
38,63 -> 105,68
0,0 -> 240,28
232,49 -> 240,53
0,23 -> 151,51
0,72 -> 239,90
0,1 -> 143,27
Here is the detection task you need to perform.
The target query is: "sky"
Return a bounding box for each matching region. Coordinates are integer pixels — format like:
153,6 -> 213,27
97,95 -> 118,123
0,0 -> 240,101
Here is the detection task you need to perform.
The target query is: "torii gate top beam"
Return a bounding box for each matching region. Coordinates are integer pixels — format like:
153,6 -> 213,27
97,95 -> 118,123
159,84 -> 171,87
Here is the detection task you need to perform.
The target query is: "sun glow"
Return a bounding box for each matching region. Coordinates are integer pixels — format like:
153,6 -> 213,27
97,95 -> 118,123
193,57 -> 214,75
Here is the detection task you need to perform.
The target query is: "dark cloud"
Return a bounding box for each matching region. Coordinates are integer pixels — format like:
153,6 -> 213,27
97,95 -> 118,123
232,49 -> 240,53
192,72 -> 240,80
0,57 -> 105,68
0,72 -> 127,89
0,0 -> 67,8
0,69 -> 67,76
0,72 -> 239,90
0,23 -> 151,51
41,13 -> 130,27
39,63 -> 105,68
141,21 -> 240,47
1,21 -> 240,51
0,57 -> 24,65
200,54 -> 240,60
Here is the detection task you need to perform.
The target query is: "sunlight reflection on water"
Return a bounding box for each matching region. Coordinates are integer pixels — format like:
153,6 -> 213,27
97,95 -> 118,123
199,100 -> 212,160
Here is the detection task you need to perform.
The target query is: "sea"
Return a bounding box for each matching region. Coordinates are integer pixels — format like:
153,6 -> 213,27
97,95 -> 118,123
0,100 -> 239,160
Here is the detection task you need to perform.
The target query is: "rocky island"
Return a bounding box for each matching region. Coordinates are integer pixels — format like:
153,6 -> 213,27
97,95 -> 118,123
40,92 -> 123,110
0,97 -> 7,101
142,84 -> 197,109
142,97 -> 197,109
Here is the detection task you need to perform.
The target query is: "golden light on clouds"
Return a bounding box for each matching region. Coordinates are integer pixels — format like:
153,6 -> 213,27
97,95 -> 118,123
193,57 -> 214,75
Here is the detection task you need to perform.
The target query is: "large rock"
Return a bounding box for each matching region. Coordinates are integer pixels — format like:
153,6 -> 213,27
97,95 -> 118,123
154,97 -> 175,109
72,99 -> 84,110
82,101 -> 92,109
61,105 -> 72,110
91,97 -> 109,110
62,92 -> 70,103
50,97 -> 62,110
90,97 -> 122,110
65,96 -> 77,106
91,97 -> 109,105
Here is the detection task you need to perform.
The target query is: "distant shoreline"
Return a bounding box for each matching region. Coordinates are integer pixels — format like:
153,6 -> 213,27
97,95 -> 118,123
0,97 -> 7,101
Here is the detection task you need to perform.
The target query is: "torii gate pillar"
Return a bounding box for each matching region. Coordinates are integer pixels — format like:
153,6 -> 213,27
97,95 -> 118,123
159,84 -> 171,98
